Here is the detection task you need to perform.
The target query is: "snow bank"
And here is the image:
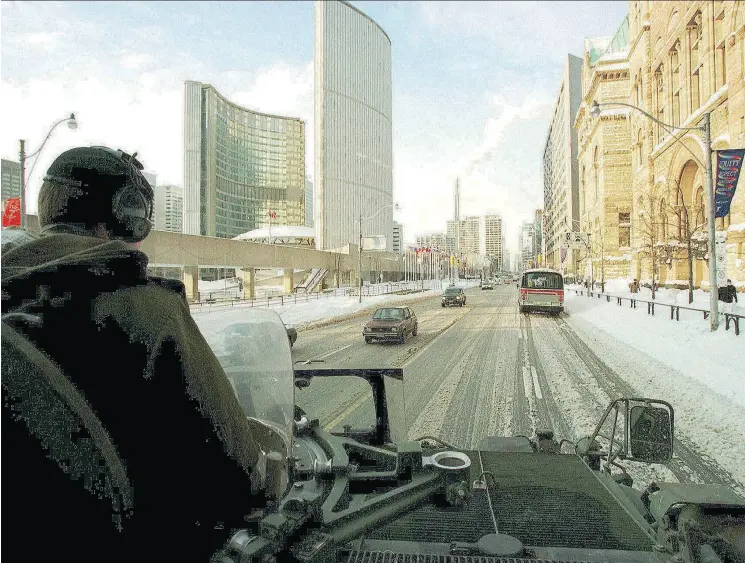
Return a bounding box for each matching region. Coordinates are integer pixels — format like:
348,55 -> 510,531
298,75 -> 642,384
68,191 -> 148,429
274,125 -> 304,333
569,278 -> 745,316
193,280 -> 479,337
564,291 -> 745,409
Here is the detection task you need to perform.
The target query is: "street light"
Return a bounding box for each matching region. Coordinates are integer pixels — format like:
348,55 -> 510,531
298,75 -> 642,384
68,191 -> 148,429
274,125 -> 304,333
358,202 -> 399,303
589,100 -> 718,331
19,113 -> 78,228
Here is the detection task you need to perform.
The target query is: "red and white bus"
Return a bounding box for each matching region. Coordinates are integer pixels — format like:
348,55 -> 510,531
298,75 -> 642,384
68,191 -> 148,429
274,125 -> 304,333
518,268 -> 564,315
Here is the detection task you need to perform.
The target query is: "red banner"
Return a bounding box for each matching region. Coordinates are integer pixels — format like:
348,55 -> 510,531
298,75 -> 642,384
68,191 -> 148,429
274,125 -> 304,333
2,198 -> 21,227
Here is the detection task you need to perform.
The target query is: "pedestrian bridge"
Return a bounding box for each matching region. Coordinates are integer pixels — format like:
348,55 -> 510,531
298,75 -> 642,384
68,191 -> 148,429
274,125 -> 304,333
139,230 -> 403,301
24,216 -> 404,302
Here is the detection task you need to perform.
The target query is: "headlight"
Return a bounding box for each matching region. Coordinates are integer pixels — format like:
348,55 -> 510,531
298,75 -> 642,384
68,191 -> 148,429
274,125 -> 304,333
364,327 -> 371,332
391,327 -> 397,332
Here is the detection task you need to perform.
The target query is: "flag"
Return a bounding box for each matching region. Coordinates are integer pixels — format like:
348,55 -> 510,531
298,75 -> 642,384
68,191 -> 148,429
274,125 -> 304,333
2,198 -> 21,227
268,211 -> 277,219
714,149 -> 744,218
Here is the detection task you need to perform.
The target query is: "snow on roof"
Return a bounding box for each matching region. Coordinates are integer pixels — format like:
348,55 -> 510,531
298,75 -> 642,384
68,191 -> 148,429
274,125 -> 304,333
597,59 -> 630,71
233,226 -> 315,240
597,50 -> 630,64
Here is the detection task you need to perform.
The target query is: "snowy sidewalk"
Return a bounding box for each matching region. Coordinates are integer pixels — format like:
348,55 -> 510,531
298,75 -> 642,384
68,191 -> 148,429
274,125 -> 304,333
193,280 -> 480,338
563,290 -> 745,410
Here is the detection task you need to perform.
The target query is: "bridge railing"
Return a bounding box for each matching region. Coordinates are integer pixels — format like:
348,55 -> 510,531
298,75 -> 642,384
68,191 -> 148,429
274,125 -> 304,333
565,286 -> 743,336
190,280 -> 451,314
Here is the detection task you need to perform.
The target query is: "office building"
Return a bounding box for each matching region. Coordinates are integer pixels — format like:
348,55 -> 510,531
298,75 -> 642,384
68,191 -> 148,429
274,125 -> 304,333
183,80 -> 305,238
153,184 -> 183,233
1,159 -> 21,205
314,0 -> 393,250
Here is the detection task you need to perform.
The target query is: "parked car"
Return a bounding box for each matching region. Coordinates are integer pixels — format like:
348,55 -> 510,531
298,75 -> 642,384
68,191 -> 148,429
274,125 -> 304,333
285,323 -> 297,347
481,281 -> 494,290
442,287 -> 466,307
363,307 -> 418,344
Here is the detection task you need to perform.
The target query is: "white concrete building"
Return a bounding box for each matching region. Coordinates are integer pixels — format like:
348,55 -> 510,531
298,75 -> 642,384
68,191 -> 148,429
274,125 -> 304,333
314,0 -> 393,251
305,177 -> 314,228
153,184 -> 183,233
392,221 -> 403,253
543,54 -> 582,272
484,214 -> 504,271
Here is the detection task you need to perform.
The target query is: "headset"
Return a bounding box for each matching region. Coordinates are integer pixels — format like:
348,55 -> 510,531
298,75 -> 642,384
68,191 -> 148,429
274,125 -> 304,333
43,147 -> 153,243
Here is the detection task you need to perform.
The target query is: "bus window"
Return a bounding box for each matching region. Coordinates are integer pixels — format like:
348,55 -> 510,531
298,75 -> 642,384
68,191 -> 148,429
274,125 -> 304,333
522,272 -> 563,290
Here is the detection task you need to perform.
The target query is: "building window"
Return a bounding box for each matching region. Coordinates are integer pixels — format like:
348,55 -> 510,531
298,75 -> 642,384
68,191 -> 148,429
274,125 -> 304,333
654,67 -> 665,144
671,43 -> 682,125
593,146 -> 599,201
689,13 -> 702,111
619,212 -> 631,248
676,189 -> 688,239
714,6 -> 727,90
659,199 -> 667,242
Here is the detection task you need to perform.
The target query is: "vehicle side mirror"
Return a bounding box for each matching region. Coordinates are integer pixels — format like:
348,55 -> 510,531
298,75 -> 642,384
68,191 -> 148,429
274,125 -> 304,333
628,405 -> 673,463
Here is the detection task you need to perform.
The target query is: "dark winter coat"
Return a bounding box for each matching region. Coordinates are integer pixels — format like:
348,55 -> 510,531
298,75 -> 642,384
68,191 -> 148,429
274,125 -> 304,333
1,227 -> 264,562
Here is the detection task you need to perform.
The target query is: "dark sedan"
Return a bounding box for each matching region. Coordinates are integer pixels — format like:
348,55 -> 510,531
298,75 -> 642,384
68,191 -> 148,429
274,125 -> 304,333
442,287 -> 466,307
363,307 -> 418,344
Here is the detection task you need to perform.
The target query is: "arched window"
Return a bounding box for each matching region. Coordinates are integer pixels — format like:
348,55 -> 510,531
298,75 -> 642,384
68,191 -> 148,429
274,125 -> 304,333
676,188 -> 688,239
689,12 -> 703,110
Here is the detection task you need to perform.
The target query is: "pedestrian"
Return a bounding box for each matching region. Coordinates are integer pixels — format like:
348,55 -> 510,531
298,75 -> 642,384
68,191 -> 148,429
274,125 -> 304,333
719,279 -> 738,305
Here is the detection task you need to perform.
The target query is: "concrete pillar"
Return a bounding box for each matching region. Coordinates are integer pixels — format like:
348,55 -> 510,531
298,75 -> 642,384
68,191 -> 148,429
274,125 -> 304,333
283,268 -> 294,295
238,267 -> 255,300
182,265 -> 199,303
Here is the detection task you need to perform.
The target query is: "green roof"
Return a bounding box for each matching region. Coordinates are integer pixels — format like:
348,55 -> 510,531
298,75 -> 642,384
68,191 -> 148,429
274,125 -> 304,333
586,14 -> 629,66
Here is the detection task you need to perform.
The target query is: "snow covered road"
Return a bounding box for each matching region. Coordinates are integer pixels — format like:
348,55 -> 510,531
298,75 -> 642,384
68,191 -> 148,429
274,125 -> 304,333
285,285 -> 745,495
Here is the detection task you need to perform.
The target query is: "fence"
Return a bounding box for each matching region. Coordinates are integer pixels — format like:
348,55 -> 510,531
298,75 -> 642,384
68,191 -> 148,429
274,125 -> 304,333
190,279 -> 452,314
565,286 -> 743,336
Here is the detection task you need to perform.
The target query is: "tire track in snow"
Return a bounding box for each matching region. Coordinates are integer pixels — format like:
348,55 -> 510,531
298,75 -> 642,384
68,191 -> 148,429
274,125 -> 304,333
554,315 -> 743,493
523,314 -> 573,441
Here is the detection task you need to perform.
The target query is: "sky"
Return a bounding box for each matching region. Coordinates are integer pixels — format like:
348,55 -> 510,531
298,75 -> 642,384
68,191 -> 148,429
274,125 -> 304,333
1,0 -> 629,251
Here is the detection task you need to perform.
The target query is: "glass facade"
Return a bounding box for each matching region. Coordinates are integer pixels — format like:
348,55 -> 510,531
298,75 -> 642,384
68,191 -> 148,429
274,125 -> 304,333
183,81 -> 305,238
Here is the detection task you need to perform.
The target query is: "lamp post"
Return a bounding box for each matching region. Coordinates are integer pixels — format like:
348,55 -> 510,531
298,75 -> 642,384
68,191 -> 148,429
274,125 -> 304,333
589,100 -> 718,331
358,202 -> 398,303
19,113 -> 78,229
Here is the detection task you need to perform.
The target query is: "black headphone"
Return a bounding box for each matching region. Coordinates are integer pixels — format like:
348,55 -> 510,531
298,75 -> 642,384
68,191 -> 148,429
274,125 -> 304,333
43,147 -> 153,243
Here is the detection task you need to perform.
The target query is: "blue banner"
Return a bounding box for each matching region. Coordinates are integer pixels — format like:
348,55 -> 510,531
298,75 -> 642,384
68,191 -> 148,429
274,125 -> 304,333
714,149 -> 744,218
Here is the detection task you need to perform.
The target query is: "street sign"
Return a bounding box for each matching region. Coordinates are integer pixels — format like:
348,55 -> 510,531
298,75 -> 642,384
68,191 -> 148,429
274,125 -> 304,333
564,231 -> 588,249
715,231 -> 727,285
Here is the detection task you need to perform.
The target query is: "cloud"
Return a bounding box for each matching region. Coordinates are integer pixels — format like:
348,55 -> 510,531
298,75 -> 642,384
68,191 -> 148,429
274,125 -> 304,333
121,52 -> 155,70
464,94 -> 552,176
418,1 -> 628,66
0,57 -> 315,214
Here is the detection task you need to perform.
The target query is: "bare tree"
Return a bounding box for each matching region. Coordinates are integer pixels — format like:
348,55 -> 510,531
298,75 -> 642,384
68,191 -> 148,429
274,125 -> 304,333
636,184 -> 665,300
666,181 -> 708,304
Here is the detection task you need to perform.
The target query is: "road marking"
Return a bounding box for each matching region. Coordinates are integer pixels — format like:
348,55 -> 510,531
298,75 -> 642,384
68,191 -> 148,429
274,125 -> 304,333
323,392 -> 370,431
522,366 -> 532,398
531,366 -> 543,399
317,343 -> 352,360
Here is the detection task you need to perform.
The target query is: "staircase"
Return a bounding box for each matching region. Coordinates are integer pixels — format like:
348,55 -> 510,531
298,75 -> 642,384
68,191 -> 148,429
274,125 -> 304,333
294,268 -> 328,293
